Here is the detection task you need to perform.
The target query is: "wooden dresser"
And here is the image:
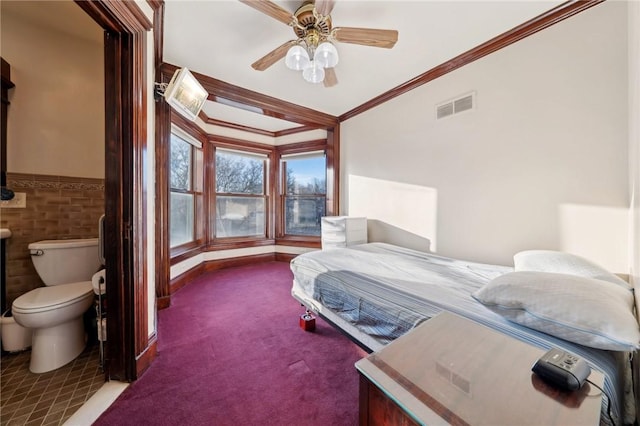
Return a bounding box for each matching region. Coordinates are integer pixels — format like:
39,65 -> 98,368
355,312 -> 604,425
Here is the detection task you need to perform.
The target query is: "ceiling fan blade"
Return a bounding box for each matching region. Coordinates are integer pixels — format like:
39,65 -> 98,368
251,40 -> 297,71
239,0 -> 293,25
333,27 -> 398,49
315,0 -> 336,16
323,67 -> 338,87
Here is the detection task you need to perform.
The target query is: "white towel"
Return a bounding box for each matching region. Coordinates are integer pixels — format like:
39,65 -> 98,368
92,269 -> 106,295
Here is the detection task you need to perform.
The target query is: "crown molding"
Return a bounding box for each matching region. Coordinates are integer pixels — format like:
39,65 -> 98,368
339,0 -> 605,122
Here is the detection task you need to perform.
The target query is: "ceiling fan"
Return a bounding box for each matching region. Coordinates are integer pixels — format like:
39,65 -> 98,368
239,0 -> 398,87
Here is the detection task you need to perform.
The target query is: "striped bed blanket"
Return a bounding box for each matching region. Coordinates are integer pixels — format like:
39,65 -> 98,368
290,243 -> 635,425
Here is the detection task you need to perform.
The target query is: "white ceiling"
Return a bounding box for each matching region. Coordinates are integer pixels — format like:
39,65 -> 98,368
163,0 -> 564,123
3,0 -> 566,132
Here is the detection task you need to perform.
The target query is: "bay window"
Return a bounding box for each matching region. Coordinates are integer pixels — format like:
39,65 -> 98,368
280,151 -> 326,236
168,128 -> 336,259
169,126 -> 203,248
214,148 -> 268,238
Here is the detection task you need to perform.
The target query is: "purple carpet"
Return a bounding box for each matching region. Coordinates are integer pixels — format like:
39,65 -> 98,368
94,261 -> 367,426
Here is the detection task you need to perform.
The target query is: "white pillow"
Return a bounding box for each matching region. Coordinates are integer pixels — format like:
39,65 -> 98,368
513,250 -> 630,289
472,271 -> 640,351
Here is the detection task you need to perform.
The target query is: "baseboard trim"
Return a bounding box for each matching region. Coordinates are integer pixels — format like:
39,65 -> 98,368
156,296 -> 171,310
275,253 -> 296,262
169,263 -> 204,295
135,335 -> 157,378
203,253 -> 277,272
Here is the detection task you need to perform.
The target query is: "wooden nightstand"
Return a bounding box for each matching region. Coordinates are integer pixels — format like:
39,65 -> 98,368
355,312 -> 604,425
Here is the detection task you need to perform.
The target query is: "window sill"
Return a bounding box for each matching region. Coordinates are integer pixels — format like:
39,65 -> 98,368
275,236 -> 321,249
170,243 -> 203,265
206,238 -> 275,251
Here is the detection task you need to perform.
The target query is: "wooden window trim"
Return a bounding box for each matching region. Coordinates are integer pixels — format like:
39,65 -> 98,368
275,138 -> 337,246
278,159 -> 327,241
168,136 -> 337,263
157,61 -> 340,274
211,145 -> 270,243
169,129 -> 204,256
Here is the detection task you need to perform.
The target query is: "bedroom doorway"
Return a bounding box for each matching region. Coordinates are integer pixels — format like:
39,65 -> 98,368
75,0 -> 151,382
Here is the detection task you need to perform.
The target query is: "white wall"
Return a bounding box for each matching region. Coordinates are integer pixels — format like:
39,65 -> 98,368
342,1 -> 629,272
2,10 -> 104,178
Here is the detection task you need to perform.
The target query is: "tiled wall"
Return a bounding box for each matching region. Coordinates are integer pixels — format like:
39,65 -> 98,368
1,173 -> 104,308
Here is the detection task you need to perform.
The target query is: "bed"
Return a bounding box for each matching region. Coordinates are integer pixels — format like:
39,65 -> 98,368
290,242 -> 638,425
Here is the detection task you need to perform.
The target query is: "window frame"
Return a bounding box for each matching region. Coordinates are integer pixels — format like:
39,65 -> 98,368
209,139 -> 275,247
213,147 -> 269,241
169,124 -> 205,258
275,139 -> 337,246
168,130 -> 339,259
280,150 -> 327,238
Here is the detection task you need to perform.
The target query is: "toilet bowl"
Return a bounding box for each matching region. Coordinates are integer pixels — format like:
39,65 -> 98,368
12,238 -> 101,373
12,282 -> 94,373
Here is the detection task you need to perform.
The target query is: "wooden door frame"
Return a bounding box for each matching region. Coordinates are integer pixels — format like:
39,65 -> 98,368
75,0 -> 154,382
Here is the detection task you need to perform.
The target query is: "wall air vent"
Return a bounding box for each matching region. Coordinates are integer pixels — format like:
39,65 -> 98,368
437,103 -> 454,119
436,92 -> 475,120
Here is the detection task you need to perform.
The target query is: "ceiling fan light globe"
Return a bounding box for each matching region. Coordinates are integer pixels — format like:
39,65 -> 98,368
302,61 -> 325,84
314,42 -> 339,68
285,45 -> 310,71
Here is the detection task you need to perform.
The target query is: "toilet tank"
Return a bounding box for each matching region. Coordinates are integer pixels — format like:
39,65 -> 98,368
28,238 -> 100,286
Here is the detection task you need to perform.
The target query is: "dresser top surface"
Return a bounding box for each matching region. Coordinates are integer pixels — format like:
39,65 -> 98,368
356,312 -> 604,425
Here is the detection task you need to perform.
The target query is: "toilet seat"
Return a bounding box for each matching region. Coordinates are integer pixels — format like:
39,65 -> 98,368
13,281 -> 93,314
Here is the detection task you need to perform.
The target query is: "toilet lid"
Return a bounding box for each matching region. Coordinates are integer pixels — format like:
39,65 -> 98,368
12,281 -> 93,313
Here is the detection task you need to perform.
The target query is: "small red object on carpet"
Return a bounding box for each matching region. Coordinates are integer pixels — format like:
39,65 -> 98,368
299,312 -> 316,332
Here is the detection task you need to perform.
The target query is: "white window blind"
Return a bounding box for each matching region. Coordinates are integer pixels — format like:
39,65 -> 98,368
280,150 -> 325,161
171,124 -> 202,149
217,147 -> 268,160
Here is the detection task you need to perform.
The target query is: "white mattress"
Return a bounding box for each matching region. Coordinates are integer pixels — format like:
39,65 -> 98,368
290,242 -> 634,425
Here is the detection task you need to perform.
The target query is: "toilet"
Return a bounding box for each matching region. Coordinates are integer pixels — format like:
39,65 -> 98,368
12,238 -> 101,373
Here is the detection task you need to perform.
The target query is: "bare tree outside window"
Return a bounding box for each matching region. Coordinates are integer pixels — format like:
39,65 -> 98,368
170,134 -> 195,247
283,154 -> 326,236
216,151 -> 263,194
215,150 -> 266,238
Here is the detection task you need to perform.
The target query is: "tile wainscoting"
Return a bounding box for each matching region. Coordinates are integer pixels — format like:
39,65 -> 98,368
1,173 -> 104,307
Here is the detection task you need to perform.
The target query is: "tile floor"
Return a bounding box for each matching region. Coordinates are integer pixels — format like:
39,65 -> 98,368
1,343 -> 104,426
